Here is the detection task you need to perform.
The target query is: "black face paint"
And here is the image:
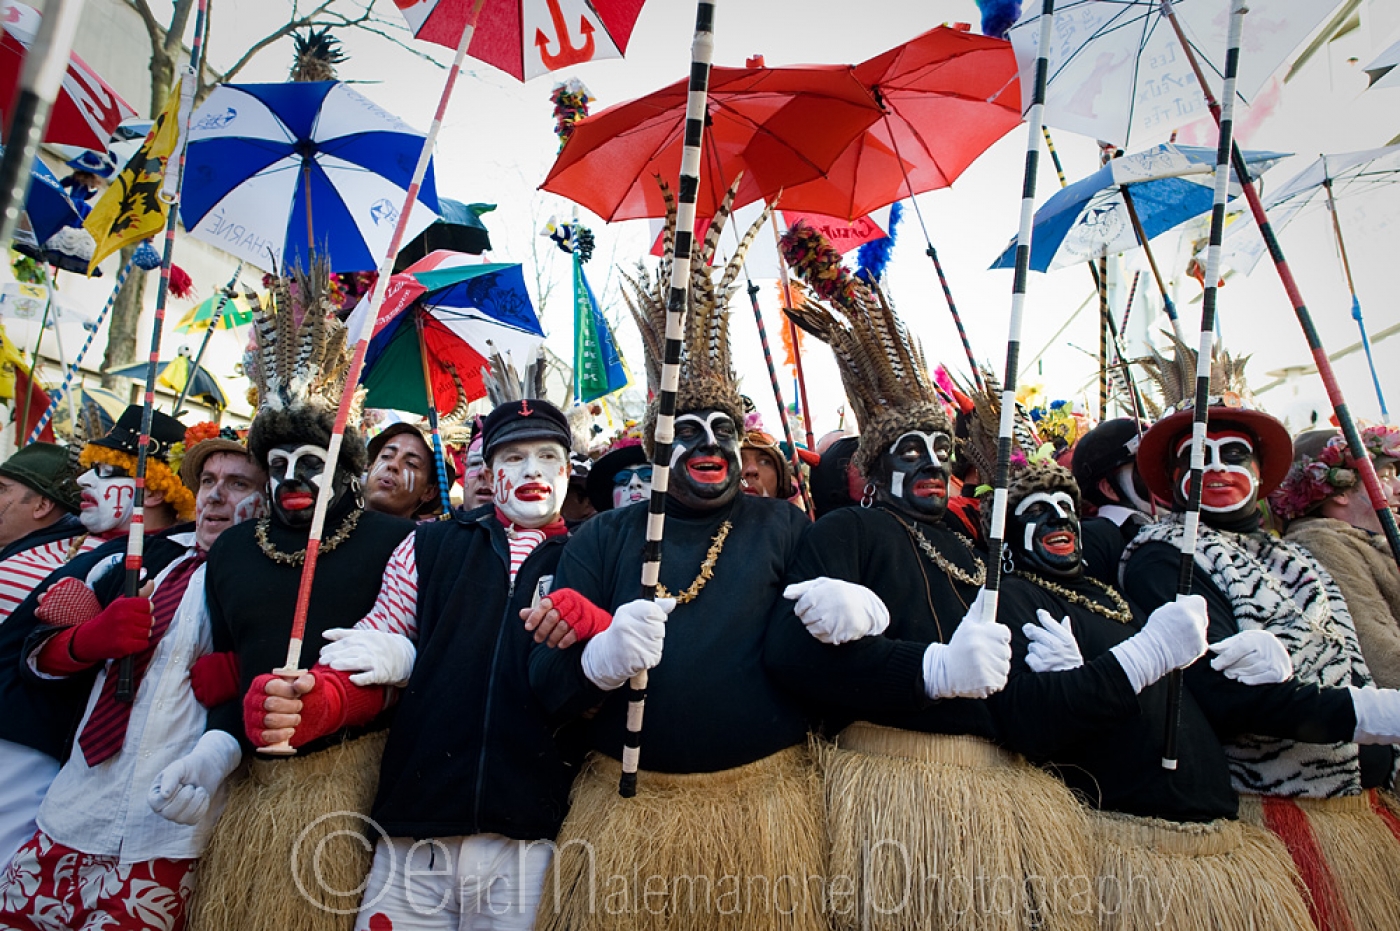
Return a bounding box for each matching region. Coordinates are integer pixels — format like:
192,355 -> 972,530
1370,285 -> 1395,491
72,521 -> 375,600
266,442 -> 352,529
667,409 -> 741,512
1012,490 -> 1083,580
876,430 -> 952,523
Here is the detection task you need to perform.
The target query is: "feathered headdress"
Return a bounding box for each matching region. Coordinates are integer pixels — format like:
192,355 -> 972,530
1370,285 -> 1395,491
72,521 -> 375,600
950,366 -> 1043,486
778,220 -> 950,477
244,257 -> 366,473
1137,330 -> 1255,421
621,176 -> 769,449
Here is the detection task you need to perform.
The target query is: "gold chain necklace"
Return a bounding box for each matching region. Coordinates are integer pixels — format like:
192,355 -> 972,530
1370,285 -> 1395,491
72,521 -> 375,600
1019,570 -> 1133,624
655,520 -> 732,605
891,513 -> 986,587
255,510 -> 361,566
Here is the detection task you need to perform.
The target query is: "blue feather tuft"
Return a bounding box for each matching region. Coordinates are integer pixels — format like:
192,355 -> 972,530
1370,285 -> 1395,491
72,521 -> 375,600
856,201 -> 902,286
976,0 -> 1022,40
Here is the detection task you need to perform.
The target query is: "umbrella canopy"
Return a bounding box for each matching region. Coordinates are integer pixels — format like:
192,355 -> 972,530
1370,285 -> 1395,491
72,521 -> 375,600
108,358 -> 227,409
361,251 -> 545,416
395,0 -> 646,82
541,63 -> 883,221
0,2 -> 137,151
174,290 -> 263,333
0,145 -> 87,243
778,25 -> 1023,220
394,198 -> 493,271
1363,39 -> 1400,91
990,143 -> 1287,272
179,81 -> 441,274
1005,0 -> 1337,150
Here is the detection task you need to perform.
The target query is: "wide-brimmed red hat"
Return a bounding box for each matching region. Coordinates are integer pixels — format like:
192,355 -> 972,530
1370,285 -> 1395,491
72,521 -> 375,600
1137,398 -> 1292,503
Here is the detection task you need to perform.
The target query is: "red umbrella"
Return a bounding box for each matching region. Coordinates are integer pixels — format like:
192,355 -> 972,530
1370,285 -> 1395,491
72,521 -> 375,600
1,2 -> 136,151
778,24 -> 1022,220
396,0 -> 646,82
540,62 -> 884,222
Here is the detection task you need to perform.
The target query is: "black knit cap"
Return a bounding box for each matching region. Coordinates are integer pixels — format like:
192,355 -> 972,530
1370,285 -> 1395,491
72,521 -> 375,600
1070,418 -> 1144,502
481,398 -> 572,463
88,405 -> 185,463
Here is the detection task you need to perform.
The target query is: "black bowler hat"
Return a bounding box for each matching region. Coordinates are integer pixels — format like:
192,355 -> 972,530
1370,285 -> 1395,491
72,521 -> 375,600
481,398 -> 572,463
88,405 -> 185,463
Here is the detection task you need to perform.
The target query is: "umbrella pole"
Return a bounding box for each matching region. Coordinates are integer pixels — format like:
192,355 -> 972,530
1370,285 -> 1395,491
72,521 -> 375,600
0,0 -> 84,252
27,257 -> 131,445
879,110 -> 984,392
1122,269 -> 1141,335
19,269 -> 54,444
262,0 -> 487,754
1322,173 -> 1388,422
769,212 -> 817,450
985,0 -> 1056,635
1160,0 -> 1246,772
1164,1 -> 1400,566
1119,186 -> 1187,345
743,278 -> 815,518
626,0 -> 719,796
173,261 -> 243,417
413,307 -> 453,516
117,4 -> 205,704
1098,256 -> 1110,420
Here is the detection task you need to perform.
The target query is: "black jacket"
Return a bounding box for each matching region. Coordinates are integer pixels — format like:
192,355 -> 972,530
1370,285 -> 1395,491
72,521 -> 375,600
371,507 -> 578,841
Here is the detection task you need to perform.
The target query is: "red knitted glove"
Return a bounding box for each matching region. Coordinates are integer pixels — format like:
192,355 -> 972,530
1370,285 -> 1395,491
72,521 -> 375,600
67,596 -> 152,664
34,628 -> 90,677
190,651 -> 241,708
545,588 -> 613,641
243,666 -> 385,749
36,578 -> 102,628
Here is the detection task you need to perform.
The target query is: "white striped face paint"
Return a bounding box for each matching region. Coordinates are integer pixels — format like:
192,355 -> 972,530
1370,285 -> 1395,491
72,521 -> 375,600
1012,490 -> 1081,579
878,430 -> 951,522
1173,431 -> 1260,515
669,409 -> 741,511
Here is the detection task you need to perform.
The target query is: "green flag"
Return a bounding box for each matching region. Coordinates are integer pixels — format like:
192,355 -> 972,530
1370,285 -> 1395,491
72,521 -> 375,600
573,252 -> 627,402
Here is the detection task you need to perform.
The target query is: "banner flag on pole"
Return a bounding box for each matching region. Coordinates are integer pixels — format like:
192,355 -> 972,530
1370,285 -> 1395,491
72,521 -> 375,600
83,79 -> 185,273
572,252 -> 626,402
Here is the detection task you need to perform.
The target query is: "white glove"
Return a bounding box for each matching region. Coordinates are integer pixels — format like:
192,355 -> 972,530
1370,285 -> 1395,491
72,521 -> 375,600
784,577 -> 890,645
1109,594 -> 1209,694
319,627 -> 416,686
581,598 -> 675,690
148,730 -> 242,825
1024,609 -> 1083,673
922,589 -> 1012,700
1208,629 -> 1293,685
1349,686 -> 1400,744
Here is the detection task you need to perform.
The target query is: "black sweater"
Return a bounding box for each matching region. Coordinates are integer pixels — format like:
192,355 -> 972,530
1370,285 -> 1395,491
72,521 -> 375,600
1122,539 -> 1391,787
370,507 -> 580,841
530,494 -> 811,774
990,574 -> 1237,821
764,505 -> 998,740
204,505 -> 413,754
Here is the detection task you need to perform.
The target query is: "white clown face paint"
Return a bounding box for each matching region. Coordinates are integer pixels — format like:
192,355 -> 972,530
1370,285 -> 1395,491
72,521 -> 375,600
77,464 -> 137,536
612,465 -> 652,509
492,439 -> 569,528
1173,432 -> 1260,515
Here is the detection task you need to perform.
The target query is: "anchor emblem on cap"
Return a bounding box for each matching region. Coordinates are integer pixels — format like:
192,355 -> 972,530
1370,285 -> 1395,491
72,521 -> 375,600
520,399 -> 533,417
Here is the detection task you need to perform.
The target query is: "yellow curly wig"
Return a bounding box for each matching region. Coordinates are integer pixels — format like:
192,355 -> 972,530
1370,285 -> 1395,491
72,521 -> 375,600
79,445 -> 197,522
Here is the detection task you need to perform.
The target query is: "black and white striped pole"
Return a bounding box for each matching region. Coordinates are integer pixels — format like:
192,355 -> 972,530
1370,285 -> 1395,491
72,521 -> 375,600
1161,0 -> 1246,771
983,0 -> 1054,621
622,0 -> 717,799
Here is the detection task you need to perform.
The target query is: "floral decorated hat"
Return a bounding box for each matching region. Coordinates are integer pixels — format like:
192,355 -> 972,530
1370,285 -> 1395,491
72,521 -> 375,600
1268,424 -> 1400,521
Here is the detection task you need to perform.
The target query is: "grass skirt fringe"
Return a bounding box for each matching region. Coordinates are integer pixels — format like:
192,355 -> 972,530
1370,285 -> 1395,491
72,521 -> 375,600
1239,789 -> 1400,931
823,723 -> 1097,931
186,731 -> 387,931
536,745 -> 828,931
1090,809 -> 1314,931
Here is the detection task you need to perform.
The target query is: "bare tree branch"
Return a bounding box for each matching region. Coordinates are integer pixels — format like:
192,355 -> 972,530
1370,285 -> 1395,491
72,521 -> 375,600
125,0 -> 161,50
211,0 -> 338,84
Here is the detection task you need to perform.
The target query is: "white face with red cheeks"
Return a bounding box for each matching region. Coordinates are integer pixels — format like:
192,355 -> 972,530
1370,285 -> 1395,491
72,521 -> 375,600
491,439 -> 569,528
77,463 -> 137,535
1172,430 -> 1261,515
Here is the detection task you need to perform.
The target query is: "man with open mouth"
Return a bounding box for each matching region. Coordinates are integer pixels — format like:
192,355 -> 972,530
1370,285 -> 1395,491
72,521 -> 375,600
363,422 -> 451,521
987,457 -> 1313,930
527,191 -> 823,931
1123,342 -> 1400,930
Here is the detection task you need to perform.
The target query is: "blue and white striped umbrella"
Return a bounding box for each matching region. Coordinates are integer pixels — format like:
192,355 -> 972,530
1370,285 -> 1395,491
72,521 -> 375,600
180,81 -> 441,274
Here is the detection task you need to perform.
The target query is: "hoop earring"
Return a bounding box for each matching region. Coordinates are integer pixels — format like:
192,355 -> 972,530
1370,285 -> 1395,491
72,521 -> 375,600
350,476 -> 365,511
860,483 -> 876,509
1001,543 -> 1015,575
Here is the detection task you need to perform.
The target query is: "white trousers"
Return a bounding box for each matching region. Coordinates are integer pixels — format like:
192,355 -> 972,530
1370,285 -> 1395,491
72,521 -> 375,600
354,833 -> 552,931
0,740 -> 59,871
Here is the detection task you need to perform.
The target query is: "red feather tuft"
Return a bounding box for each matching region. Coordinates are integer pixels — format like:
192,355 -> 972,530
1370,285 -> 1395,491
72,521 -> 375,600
167,264 -> 194,300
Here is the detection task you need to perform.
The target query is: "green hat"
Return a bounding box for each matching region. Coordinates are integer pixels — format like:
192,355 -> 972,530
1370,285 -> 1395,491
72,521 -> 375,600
0,443 -> 81,513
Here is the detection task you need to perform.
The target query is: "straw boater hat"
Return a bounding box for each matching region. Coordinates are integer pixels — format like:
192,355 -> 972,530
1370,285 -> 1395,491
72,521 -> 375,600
176,422 -> 254,489
778,220 -> 951,478
621,177 -> 769,454
1135,333 -> 1291,502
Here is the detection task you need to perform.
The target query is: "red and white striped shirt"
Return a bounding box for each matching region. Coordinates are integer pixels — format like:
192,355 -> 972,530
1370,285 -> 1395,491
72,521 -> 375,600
0,534 -> 104,622
356,512 -> 566,641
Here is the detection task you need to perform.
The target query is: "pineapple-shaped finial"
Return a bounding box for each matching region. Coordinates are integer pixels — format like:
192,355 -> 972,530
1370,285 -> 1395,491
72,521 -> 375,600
289,27 -> 346,82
